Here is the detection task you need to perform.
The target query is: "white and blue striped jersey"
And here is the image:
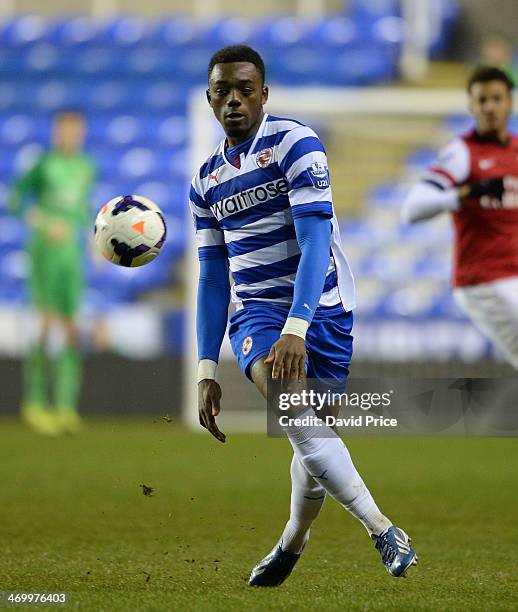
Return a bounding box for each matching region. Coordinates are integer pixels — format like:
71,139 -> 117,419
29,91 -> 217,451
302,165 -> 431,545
189,113 -> 356,312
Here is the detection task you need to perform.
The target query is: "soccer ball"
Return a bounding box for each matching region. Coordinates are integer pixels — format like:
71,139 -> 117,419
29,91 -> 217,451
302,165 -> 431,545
94,195 -> 167,267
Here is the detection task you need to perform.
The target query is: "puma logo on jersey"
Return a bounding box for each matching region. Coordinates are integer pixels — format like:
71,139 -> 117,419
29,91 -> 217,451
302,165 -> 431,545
209,170 -> 220,184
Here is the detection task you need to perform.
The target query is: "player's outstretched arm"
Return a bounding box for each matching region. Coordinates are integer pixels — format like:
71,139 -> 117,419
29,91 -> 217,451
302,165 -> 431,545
401,181 -> 461,224
402,138 -> 471,223
196,256 -> 230,443
266,215 -> 331,381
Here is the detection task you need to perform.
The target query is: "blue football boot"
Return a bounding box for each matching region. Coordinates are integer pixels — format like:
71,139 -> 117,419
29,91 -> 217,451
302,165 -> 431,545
372,526 -> 418,577
248,541 -> 302,587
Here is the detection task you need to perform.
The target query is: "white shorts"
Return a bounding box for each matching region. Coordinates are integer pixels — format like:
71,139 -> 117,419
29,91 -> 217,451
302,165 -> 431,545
453,276 -> 518,369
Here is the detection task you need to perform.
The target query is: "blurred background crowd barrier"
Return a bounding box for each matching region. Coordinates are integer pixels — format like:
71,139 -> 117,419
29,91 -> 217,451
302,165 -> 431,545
0,0 -> 517,420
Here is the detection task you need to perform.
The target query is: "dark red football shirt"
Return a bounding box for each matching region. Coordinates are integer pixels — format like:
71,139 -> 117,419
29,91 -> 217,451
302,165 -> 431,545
427,129 -> 518,287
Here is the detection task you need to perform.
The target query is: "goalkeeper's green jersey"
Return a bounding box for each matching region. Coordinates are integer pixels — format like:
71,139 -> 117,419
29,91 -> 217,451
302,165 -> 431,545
9,150 -> 96,315
9,150 -> 96,250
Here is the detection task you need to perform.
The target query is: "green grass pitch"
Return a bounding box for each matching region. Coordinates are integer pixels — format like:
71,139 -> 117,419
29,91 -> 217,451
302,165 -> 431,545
2,418 -> 517,611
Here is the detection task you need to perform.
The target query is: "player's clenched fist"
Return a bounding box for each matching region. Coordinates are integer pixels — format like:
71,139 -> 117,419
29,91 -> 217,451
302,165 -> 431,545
198,379 -> 226,443
265,334 -> 306,382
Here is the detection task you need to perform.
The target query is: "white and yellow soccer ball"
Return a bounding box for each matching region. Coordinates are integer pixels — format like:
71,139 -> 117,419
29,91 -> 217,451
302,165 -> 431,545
94,195 -> 167,267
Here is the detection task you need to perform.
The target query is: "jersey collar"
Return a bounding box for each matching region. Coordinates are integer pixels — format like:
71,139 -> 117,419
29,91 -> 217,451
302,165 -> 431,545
219,113 -> 269,171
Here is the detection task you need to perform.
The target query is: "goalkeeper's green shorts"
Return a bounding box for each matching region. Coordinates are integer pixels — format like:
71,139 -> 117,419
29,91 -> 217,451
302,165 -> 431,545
28,242 -> 83,317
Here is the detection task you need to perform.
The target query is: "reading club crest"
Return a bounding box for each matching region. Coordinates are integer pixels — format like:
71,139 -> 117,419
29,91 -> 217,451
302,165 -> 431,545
242,336 -> 253,355
256,148 -> 273,168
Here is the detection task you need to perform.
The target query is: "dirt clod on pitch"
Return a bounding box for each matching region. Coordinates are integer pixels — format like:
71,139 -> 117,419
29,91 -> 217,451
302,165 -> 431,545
140,484 -> 154,497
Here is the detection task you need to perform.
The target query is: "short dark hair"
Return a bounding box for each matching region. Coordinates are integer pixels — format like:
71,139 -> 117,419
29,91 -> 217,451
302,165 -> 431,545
467,66 -> 515,92
208,45 -> 265,83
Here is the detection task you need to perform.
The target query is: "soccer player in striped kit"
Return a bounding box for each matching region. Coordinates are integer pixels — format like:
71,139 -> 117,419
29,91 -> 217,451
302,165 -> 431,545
190,45 -> 417,586
403,67 -> 518,369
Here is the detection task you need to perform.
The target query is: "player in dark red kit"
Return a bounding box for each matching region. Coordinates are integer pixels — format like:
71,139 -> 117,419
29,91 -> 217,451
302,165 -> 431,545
403,67 -> 518,369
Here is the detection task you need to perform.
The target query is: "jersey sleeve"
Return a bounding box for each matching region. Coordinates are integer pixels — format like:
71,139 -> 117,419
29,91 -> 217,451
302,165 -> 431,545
189,174 -> 227,261
277,126 -> 334,219
423,138 -> 470,189
8,155 -> 44,215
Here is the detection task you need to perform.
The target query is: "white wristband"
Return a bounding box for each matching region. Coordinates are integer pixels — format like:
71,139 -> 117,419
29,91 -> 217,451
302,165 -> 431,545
281,317 -> 309,340
197,359 -> 218,383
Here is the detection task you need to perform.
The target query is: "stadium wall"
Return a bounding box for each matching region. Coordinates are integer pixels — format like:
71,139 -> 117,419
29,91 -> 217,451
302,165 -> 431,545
456,0 -> 518,54
8,0 -> 345,17
0,356 -> 182,416
1,356 -> 512,419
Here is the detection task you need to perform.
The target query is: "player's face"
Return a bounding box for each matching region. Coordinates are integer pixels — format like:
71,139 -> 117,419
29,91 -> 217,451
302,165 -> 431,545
469,80 -> 512,137
207,62 -> 268,145
53,115 -> 86,154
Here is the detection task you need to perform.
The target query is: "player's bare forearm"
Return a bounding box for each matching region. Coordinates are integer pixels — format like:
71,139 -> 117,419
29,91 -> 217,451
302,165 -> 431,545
265,334 -> 306,382
197,379 -> 226,443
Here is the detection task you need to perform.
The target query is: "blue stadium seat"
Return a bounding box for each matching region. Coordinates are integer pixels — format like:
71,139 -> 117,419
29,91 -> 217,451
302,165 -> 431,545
444,114 -> 473,135
19,43 -> 66,76
92,182 -> 119,210
0,114 -> 48,147
31,79 -> 89,112
103,115 -> 143,148
354,279 -> 389,317
382,287 -> 439,317
0,81 -> 18,112
0,250 -> 29,299
329,43 -> 396,85
0,217 -> 27,248
406,147 -> 437,173
156,115 -> 188,148
95,16 -> 150,47
150,16 -> 199,47
88,80 -> 130,112
118,147 -> 164,180
142,81 -> 187,112
198,17 -> 255,47
0,15 -> 50,47
414,253 -> 451,279
74,46 -> 127,77
397,221 -> 441,244
125,47 -> 172,77
339,218 -> 394,247
274,47 -> 327,86
0,48 -> 28,76
431,292 -> 463,318
346,0 -> 401,26
367,181 -> 411,210
0,182 -> 9,213
46,16 -> 98,47
0,284 -> 25,304
371,16 -> 406,48
0,142 -> 44,181
161,213 -> 187,256
307,16 -> 359,48
252,16 -> 310,49
133,180 -> 187,214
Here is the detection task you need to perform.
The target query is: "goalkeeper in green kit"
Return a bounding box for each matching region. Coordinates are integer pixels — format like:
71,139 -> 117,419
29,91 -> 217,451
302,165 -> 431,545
9,111 -> 96,435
